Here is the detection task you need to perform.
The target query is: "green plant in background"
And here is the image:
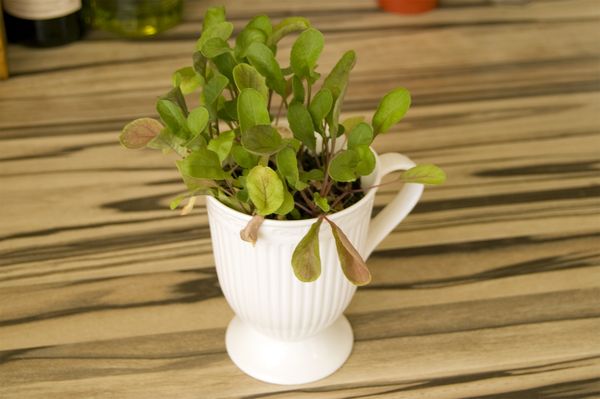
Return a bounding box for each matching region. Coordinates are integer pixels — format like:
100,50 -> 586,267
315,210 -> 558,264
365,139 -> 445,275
120,6 -> 445,285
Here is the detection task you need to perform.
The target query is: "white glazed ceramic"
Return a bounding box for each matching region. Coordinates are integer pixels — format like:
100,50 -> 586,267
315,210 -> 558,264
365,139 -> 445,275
206,151 -> 423,385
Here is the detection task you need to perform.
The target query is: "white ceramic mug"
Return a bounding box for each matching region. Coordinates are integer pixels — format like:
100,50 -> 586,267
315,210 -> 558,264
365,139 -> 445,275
206,151 -> 423,385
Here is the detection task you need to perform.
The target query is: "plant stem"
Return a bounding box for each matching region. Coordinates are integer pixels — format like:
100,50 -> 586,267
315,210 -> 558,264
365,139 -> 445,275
299,189 -> 318,214
275,99 -> 285,125
306,80 -> 312,106
294,201 -> 313,215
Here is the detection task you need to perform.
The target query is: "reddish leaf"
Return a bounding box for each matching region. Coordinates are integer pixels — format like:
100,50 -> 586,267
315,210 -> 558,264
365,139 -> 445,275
326,218 -> 371,286
120,118 -> 164,149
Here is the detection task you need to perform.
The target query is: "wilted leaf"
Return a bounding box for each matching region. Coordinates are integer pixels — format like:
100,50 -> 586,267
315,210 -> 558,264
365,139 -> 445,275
240,214 -> 265,244
180,196 -> 197,216
326,218 -> 371,286
247,165 -> 285,215
290,28 -> 324,79
291,218 -> 322,282
372,87 -> 411,135
329,150 -> 358,182
402,164 -> 446,184
287,102 -> 315,151
241,125 -> 284,155
120,118 -> 164,149
237,88 -> 271,133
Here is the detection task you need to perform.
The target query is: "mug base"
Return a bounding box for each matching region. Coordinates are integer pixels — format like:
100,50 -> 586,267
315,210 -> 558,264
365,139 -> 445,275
225,315 -> 354,385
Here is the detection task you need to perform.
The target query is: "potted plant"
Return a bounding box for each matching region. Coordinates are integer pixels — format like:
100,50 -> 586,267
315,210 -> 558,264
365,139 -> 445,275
120,6 -> 445,385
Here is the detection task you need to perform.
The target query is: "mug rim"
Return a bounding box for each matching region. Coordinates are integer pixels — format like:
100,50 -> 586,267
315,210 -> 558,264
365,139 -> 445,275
206,148 -> 383,228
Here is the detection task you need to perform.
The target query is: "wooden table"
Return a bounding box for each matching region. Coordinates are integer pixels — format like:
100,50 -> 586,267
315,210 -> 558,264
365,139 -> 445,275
1,0 -> 599,397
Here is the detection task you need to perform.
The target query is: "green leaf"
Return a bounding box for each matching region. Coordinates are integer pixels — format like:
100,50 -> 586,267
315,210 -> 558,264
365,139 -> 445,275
247,15 -> 272,36
347,122 -> 373,149
147,127 -> 188,157
287,102 -> 315,151
232,143 -> 259,168
290,28 -> 324,79
241,125 -> 284,155
193,51 -> 207,77
372,87 -> 411,135
218,99 -> 238,121
201,37 -> 231,59
326,218 -> 371,286
269,17 -> 311,46
291,218 -> 322,282
276,146 -> 299,188
233,63 -> 269,101
308,88 -> 333,131
329,150 -> 358,182
354,145 -> 376,176
203,73 -> 229,105
196,21 -> 234,51
237,88 -> 271,133
186,107 -> 209,136
208,130 -> 235,163
202,6 -> 225,33
300,169 -> 324,181
160,86 -> 189,115
246,42 -> 286,95
402,164 -> 446,184
313,192 -> 330,213
172,67 -> 203,95
176,147 -> 229,180
341,116 -> 365,133
275,190 -> 295,215
235,28 -> 267,59
156,99 -> 190,139
212,52 -> 237,82
247,165 -> 285,215
322,50 -> 356,136
120,118 -> 163,149
292,75 -> 305,103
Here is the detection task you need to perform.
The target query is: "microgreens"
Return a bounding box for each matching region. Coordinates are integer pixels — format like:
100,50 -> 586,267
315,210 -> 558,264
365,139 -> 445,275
120,6 -> 446,285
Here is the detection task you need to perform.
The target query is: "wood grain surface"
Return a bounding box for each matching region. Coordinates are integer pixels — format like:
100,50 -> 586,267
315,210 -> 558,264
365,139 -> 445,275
1,0 -> 599,397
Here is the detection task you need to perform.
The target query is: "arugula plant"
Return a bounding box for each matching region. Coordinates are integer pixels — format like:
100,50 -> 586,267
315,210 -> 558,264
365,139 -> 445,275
120,7 -> 445,286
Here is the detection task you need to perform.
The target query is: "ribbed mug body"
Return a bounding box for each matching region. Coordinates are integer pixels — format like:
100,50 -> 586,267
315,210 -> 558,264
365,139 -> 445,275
206,190 -> 375,342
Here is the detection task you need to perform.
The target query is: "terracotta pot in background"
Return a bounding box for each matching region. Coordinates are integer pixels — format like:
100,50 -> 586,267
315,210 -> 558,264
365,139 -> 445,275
379,0 -> 438,14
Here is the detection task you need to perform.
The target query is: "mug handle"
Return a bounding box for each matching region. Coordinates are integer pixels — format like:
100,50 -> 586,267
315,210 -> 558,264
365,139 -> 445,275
365,153 -> 424,258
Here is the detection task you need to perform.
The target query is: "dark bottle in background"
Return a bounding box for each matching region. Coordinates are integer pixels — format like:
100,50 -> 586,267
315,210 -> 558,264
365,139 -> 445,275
3,0 -> 84,47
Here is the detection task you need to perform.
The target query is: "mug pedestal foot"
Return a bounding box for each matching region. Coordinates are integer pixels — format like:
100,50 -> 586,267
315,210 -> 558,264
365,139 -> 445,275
225,315 -> 354,385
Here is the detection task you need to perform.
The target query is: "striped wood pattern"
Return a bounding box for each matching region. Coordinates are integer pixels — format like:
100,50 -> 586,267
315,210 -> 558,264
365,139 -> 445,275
1,0 -> 599,397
